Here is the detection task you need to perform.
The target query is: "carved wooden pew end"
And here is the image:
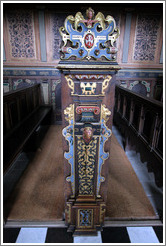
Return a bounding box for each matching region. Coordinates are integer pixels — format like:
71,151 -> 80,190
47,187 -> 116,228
58,7 -> 120,234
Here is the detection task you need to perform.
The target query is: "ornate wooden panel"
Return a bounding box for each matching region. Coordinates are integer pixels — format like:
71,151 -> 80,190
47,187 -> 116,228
128,13 -> 163,65
3,8 -> 41,62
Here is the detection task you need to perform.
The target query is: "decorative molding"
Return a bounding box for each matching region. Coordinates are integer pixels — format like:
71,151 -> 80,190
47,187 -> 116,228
76,106 -> 100,115
3,68 -> 61,76
3,68 -> 162,78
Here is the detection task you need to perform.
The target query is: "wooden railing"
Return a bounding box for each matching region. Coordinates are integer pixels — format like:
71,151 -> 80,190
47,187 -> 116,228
114,85 -> 163,187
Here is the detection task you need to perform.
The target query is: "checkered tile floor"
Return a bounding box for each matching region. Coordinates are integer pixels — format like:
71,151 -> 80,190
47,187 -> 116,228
3,226 -> 163,243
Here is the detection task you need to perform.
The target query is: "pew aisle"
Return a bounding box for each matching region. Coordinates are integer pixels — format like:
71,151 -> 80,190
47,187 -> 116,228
3,125 -> 163,243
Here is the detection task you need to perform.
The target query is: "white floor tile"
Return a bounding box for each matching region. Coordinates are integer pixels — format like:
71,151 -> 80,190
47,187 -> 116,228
127,227 -> 159,243
74,231 -> 102,243
16,228 -> 47,243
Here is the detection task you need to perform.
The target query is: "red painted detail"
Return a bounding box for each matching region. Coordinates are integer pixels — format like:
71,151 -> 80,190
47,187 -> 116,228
84,33 -> 94,49
110,47 -> 118,54
89,75 -> 97,80
61,47 -> 69,53
82,75 -> 89,79
76,106 -> 100,115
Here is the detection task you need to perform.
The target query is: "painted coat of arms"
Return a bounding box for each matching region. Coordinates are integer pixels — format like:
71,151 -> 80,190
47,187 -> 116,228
59,7 -> 120,61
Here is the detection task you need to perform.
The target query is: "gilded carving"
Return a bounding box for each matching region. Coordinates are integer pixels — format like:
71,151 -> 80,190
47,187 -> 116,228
63,104 -> 75,196
101,104 -> 111,123
65,75 -> 75,95
64,104 -> 74,123
102,75 -> 112,95
80,82 -> 96,95
77,137 -> 97,195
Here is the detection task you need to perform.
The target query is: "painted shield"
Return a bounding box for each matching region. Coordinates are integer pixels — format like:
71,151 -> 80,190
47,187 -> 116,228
84,33 -> 94,49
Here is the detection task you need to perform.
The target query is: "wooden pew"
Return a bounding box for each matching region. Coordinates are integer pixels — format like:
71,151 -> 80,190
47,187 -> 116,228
113,85 -> 163,187
3,84 -> 52,173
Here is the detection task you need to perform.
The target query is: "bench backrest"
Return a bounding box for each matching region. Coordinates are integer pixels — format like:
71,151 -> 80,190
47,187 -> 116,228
3,84 -> 41,136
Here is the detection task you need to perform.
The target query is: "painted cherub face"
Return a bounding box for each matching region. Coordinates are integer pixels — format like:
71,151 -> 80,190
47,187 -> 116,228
88,10 -> 93,19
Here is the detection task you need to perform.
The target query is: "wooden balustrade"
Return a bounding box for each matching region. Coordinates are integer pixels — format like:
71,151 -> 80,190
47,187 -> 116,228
113,85 -> 163,187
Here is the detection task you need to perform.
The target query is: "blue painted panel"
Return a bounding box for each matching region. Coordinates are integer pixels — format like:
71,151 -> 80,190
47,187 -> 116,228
39,10 -> 47,62
3,42 -> 6,61
97,119 -> 111,196
63,20 -> 115,60
160,44 -> 163,64
122,13 -> 132,63
62,119 -> 75,195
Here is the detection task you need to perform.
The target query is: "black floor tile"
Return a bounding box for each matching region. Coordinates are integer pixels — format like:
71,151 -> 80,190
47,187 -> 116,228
45,228 -> 73,243
101,227 -> 130,243
153,226 -> 163,243
3,228 -> 20,243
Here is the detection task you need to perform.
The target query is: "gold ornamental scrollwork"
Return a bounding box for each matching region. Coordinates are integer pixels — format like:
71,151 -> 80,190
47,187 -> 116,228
102,75 -> 112,95
77,137 -> 97,195
101,104 -> 111,123
64,104 -> 74,123
65,75 -> 75,95
63,104 -> 75,196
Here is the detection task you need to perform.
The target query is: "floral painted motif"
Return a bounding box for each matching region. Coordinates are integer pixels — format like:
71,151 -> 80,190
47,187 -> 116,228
134,14 -> 160,61
7,10 -> 35,58
51,14 -> 66,59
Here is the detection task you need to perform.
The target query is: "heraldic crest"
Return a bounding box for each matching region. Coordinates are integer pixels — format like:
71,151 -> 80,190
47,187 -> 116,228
59,7 -> 120,61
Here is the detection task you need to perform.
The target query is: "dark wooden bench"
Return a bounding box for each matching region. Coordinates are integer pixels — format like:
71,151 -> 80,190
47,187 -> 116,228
3,84 -> 52,173
114,85 -> 163,187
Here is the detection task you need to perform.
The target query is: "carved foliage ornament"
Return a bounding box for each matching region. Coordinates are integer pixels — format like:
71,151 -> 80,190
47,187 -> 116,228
59,8 -> 120,61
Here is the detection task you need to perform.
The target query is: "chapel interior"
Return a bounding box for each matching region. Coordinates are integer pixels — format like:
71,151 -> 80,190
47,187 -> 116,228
3,2 -> 163,240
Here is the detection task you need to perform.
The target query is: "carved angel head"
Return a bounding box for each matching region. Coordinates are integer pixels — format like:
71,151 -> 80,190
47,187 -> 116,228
86,7 -> 95,19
